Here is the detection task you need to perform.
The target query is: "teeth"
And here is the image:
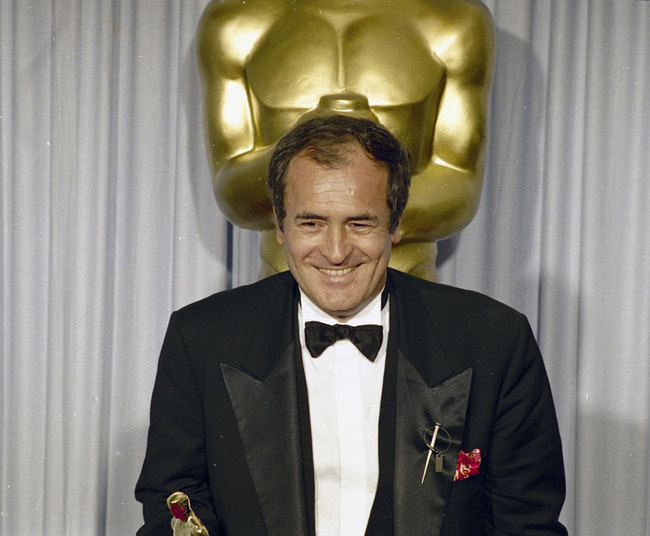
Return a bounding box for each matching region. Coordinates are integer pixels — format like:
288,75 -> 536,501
319,267 -> 354,276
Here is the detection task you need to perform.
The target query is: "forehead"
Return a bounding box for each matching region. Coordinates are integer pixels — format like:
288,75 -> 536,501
284,145 -> 389,213
286,141 -> 387,181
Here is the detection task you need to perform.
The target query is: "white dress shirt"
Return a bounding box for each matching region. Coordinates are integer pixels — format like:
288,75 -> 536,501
298,290 -> 389,536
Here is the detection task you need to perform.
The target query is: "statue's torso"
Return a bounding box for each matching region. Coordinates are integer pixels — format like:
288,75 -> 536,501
199,0 -> 492,279
242,0 -> 449,166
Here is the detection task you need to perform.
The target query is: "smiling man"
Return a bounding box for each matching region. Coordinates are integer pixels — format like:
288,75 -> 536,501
136,116 -> 568,535
275,139 -> 401,321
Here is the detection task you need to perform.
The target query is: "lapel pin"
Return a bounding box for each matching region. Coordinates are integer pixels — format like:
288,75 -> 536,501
420,423 -> 451,484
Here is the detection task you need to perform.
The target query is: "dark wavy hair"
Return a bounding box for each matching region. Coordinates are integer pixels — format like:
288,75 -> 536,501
266,115 -> 412,232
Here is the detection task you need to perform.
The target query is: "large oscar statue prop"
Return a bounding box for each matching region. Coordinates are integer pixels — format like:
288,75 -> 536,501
197,0 -> 494,281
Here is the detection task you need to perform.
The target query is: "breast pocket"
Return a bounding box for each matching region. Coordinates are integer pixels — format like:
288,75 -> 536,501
447,473 -> 483,504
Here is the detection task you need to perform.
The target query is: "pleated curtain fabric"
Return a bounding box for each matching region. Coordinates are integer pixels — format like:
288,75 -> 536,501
1,1 -> 648,534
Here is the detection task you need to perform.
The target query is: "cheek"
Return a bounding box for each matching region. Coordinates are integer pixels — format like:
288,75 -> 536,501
363,237 -> 394,259
283,236 -> 312,261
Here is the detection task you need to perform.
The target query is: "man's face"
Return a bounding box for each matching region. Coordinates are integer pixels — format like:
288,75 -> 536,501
276,144 -> 401,321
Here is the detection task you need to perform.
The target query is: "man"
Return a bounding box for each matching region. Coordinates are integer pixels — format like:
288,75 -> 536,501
136,116 -> 567,535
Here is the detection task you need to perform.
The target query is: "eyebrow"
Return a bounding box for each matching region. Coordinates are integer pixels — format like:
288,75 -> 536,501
294,211 -> 380,223
294,212 -> 325,221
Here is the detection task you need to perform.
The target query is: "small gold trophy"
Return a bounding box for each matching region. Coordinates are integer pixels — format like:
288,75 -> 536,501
167,491 -> 209,536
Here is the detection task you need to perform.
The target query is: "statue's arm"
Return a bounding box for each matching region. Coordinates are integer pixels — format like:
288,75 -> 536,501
402,2 -> 495,242
197,1 -> 279,230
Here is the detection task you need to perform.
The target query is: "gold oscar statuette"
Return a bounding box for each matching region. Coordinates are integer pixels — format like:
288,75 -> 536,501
198,0 -> 495,281
167,491 -> 209,536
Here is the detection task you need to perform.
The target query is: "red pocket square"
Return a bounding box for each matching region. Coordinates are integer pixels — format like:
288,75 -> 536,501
454,448 -> 482,482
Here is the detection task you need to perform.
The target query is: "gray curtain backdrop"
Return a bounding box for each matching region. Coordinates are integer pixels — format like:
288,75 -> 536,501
1,1 -> 648,534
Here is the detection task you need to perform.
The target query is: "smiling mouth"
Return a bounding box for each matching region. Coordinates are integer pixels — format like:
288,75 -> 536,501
318,267 -> 356,276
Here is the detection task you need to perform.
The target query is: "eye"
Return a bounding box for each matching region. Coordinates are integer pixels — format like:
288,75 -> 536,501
348,221 -> 373,233
299,220 -> 322,231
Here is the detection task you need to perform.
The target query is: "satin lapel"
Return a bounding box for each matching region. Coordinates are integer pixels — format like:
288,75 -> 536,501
221,344 -> 308,536
394,360 -> 472,535
221,274 -> 308,535
387,270 -> 473,535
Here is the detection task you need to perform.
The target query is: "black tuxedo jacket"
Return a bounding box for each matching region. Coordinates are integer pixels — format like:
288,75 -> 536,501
136,269 -> 567,535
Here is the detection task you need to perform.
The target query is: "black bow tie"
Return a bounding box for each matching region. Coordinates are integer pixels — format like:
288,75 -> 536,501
304,321 -> 383,362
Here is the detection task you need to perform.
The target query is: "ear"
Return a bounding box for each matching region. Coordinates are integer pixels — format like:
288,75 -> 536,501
274,209 -> 285,245
391,219 -> 402,245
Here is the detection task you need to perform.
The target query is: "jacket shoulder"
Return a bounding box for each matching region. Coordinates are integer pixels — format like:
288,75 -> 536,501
167,272 -> 295,352
389,269 -> 523,322
175,271 -> 293,319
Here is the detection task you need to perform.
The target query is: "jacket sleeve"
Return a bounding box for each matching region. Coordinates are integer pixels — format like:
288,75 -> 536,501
135,312 -> 220,535
483,315 -> 568,535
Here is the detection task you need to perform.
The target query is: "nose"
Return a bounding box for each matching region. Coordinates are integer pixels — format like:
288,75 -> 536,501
321,225 -> 352,264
